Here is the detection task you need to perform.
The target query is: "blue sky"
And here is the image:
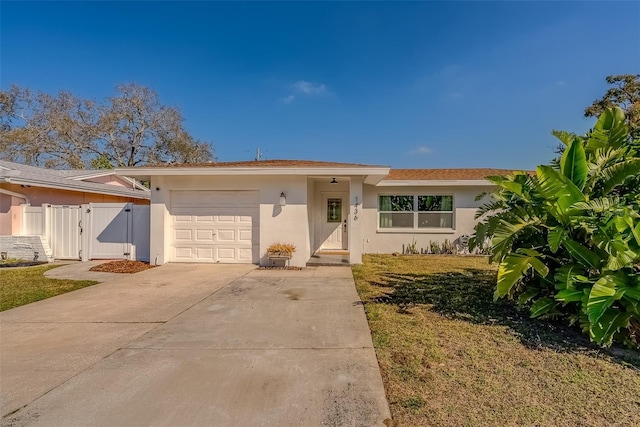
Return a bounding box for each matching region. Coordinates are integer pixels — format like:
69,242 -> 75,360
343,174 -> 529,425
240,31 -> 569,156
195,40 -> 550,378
2,1 -> 639,169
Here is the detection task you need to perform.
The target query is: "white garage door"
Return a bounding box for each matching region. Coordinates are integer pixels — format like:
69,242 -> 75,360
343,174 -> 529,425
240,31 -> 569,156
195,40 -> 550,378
169,190 -> 259,263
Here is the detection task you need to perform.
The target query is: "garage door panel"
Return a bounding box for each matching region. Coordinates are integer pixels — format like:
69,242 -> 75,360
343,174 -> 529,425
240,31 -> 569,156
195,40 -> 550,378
175,247 -> 193,259
196,247 -> 215,260
239,248 -> 253,261
175,229 -> 193,240
195,216 -> 214,222
170,190 -> 258,263
238,229 -> 252,242
195,229 -> 215,241
216,247 -> 236,261
217,229 -> 236,242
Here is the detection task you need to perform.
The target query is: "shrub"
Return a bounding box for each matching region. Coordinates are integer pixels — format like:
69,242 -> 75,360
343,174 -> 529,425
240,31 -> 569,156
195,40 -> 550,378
470,108 -> 640,347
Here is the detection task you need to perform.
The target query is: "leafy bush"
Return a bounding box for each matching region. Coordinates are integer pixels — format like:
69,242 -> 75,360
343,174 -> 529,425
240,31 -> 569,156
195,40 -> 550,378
470,108 -> 640,347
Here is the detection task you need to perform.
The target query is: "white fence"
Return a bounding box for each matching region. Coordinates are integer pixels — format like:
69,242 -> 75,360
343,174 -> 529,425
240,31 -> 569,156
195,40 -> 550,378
21,203 -> 150,262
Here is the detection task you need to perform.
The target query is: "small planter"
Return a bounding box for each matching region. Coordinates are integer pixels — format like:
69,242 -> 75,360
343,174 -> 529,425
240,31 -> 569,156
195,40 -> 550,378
266,243 -> 296,267
268,254 -> 291,267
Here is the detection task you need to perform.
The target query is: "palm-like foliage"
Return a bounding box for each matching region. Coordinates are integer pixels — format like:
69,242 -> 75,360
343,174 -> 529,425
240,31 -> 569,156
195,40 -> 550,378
470,108 -> 640,347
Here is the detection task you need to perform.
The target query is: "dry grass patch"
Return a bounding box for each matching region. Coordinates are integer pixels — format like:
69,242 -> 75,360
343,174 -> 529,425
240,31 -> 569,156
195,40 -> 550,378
0,265 -> 97,311
353,254 -> 640,427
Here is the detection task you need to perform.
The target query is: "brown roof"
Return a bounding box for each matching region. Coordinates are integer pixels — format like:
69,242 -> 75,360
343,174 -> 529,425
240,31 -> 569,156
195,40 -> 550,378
385,168 -> 529,181
140,159 -> 388,168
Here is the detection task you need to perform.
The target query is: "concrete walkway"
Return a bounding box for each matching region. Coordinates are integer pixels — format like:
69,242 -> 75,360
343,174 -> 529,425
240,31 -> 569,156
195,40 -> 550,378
1,264 -> 390,426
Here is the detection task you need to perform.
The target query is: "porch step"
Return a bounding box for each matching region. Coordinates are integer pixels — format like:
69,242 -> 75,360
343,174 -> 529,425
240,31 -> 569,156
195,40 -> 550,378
307,252 -> 351,267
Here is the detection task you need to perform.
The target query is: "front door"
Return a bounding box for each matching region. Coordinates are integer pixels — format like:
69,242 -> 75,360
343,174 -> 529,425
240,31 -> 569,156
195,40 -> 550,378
320,193 -> 348,250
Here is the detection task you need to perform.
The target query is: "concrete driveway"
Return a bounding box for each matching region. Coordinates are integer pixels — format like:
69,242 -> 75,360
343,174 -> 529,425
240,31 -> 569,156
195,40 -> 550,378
1,264 -> 390,426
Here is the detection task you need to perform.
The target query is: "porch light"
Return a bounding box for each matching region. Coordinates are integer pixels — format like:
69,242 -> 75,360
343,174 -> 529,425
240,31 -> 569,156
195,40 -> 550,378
279,192 -> 286,206
330,178 -> 338,184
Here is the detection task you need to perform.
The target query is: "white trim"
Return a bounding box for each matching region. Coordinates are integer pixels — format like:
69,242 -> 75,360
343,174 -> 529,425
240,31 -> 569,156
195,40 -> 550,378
376,229 -> 456,234
0,188 -> 30,204
66,171 -> 120,180
70,172 -> 148,191
1,177 -> 150,199
117,166 -> 390,185
377,179 -> 494,187
120,176 -> 149,191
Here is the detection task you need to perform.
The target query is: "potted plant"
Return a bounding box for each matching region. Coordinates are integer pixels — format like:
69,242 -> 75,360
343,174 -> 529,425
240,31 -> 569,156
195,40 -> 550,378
266,243 -> 296,266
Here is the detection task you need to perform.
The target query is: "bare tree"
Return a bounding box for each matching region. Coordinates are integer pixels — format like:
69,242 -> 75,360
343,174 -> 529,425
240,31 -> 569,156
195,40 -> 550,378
0,84 -> 214,168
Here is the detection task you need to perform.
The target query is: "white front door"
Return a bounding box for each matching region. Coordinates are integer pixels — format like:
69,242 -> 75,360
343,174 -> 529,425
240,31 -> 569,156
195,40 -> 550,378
319,193 -> 348,250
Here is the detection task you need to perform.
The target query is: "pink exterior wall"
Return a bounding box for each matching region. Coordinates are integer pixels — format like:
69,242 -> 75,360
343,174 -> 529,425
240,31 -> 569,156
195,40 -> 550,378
0,193 -> 15,235
0,183 -> 149,236
83,175 -> 133,187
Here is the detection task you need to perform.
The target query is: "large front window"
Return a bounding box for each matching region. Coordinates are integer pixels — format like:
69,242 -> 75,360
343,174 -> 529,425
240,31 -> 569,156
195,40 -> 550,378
379,194 -> 453,229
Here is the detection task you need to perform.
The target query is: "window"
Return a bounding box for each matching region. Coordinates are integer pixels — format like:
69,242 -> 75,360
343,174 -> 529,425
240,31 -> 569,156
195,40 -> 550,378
327,198 -> 342,222
379,194 -> 454,229
379,195 -> 413,228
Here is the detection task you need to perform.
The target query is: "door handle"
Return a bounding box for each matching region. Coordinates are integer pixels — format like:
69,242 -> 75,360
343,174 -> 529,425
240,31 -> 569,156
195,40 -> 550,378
343,219 -> 347,232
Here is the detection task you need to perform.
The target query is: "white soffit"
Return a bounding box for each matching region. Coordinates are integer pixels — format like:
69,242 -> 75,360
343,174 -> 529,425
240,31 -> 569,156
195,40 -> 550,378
116,166 -> 391,184
376,179 -> 495,187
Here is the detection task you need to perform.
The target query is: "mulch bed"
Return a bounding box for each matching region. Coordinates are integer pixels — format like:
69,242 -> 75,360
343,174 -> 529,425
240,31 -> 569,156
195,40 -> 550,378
89,260 -> 154,274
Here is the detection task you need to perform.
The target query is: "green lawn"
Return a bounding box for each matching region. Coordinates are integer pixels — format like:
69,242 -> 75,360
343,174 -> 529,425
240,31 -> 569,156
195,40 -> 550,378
0,265 -> 98,311
353,254 -> 640,427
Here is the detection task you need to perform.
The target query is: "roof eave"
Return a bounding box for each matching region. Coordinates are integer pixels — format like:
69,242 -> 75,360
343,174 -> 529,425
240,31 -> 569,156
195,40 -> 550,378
65,170 -> 119,180
117,166 -> 391,182
377,179 -> 497,187
1,177 -> 150,199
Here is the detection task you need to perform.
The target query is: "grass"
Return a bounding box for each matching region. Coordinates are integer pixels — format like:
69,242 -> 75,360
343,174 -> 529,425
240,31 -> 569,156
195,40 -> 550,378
353,254 -> 640,427
0,265 -> 97,311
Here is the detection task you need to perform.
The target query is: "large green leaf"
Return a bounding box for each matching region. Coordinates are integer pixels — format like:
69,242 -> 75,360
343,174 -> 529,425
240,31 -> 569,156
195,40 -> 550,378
552,129 -> 578,147
485,176 -> 523,195
554,264 -> 585,290
496,250 -> 547,299
530,297 -> 558,318
536,165 -> 586,220
547,227 -> 566,253
517,287 -> 539,306
491,216 -> 540,261
590,309 -> 631,346
563,239 -> 602,269
587,275 -> 619,324
560,138 -> 587,190
599,159 -> 640,193
571,197 -> 622,213
556,288 -> 585,303
586,107 -> 629,152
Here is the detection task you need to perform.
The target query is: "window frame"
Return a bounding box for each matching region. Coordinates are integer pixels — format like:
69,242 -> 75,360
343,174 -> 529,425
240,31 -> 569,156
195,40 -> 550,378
378,193 -> 455,232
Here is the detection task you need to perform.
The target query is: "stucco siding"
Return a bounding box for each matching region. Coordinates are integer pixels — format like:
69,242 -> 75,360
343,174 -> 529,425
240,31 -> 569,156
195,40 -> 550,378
361,184 -> 494,254
0,194 -> 16,235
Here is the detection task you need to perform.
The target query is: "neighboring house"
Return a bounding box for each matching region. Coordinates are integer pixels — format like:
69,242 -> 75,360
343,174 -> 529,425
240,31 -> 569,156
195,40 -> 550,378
1,160 -> 151,262
0,160 -> 150,236
117,160 -> 514,267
